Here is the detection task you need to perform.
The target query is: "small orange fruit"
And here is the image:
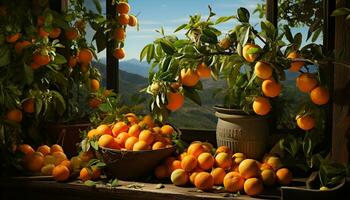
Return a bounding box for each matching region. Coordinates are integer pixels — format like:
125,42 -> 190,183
211,167 -> 226,185
187,143 -> 205,158
88,98 -> 101,109
124,113 -> 139,124
133,140 -> 150,151
128,15 -> 138,27
78,49 -> 93,64
60,160 -> 72,172
287,51 -> 305,72
6,33 -> 21,43
50,144 -> 64,154
18,144 -> 35,155
181,155 -> 198,172
152,141 -> 166,150
128,124 -> 141,137
166,92 -> 184,111
261,169 -> 276,186
276,168 -> 293,185
116,2 -> 130,14
171,169 -> 189,186
253,97 -> 271,116
310,86 -> 329,105
197,152 -> 214,171
115,132 -> 130,148
112,121 -> 129,137
238,159 -> 260,179
37,145 -> 50,156
52,165 -> 70,182
255,61 -> 272,80
117,14 -> 129,25
22,99 -> 35,113
113,48 -> 125,59
125,136 -> 138,150
219,37 -> 231,50
49,27 -> 61,38
180,68 -> 200,87
215,152 -> 232,169
242,43 -> 260,63
160,124 -> 174,135
90,79 -> 100,92
194,172 -> 214,191
68,56 -> 77,68
98,134 -> 114,148
79,167 -> 92,181
216,146 -> 232,155
196,63 -> 211,78
169,160 -> 182,172
296,73 -> 318,93
155,164 -> 170,179
32,53 -> 51,66
41,164 -> 55,176
96,124 -> 113,136
6,109 -> 23,122
38,27 -> 49,38
138,130 -> 154,145
244,178 -> 264,196
113,27 -> 126,41
262,79 -> 282,98
52,152 -> 68,166
26,152 -> 44,172
223,172 -> 245,193
65,27 -> 79,40
15,40 -> 31,54
296,115 -> 315,131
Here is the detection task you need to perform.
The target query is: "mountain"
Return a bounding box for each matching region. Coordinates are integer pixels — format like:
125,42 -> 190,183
97,58 -> 150,78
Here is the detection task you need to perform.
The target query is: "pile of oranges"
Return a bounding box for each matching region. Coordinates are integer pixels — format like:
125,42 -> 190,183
113,1 -> 138,60
87,113 -> 174,151
155,141 -> 292,197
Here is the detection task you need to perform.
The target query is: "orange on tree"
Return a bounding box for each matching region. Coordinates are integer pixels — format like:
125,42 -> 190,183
116,2 -> 130,14
18,144 -> 35,155
211,167 -> 226,185
128,15 -> 138,27
197,152 -> 214,171
78,49 -> 93,64
223,172 -> 245,193
219,37 -> 231,50
22,99 -> 35,113
166,92 -> 184,111
196,63 -> 211,79
287,51 -> 305,72
238,159 -> 260,179
262,79 -> 282,98
296,115 -> 315,131
242,43 -> 260,63
15,40 -> 31,54
118,14 -> 129,25
38,27 -> 49,38
6,109 -> 23,122
194,172 -> 214,191
215,152 -> 232,169
180,68 -> 200,87
6,33 -> 21,43
90,79 -> 100,92
254,61 -> 272,80
37,145 -> 50,156
113,48 -> 125,59
114,27 -> 126,41
52,165 -> 70,182
310,86 -> 329,105
155,164 -> 170,179
116,132 -> 130,148
65,27 -> 79,40
171,169 -> 189,186
244,178 -> 264,196
133,140 -> 150,151
30,62 -> 41,70
296,73 -> 318,93
88,98 -> 102,109
67,56 -> 77,67
32,53 -> 51,66
49,27 -> 61,38
276,168 -> 293,185
181,155 -> 198,172
253,97 -> 271,116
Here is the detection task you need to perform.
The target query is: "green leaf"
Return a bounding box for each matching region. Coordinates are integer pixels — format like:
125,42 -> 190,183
92,0 -> 102,14
52,91 -> 66,116
246,47 -> 261,55
312,28 -> 322,42
174,24 -> 187,33
23,63 -> 34,84
237,7 -> 250,23
90,140 -> 99,150
111,179 -> 120,187
35,98 -> 43,118
0,46 -> 10,67
84,180 -> 96,187
294,33 -> 302,49
283,25 -> 293,43
215,16 -> 235,25
140,44 -> 150,62
98,103 -> 112,113
93,28 -> 107,53
331,8 -> 350,16
159,41 -> 175,55
53,53 -> 67,65
240,26 -> 250,46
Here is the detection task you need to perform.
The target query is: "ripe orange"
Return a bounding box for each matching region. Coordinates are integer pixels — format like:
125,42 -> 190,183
216,146 -> 232,155
261,169 -> 276,186
52,152 -> 68,166
50,144 -> 64,154
155,164 -> 170,179
215,152 -> 232,169
223,172 -> 245,193
171,169 -> 189,186
116,2 -> 130,14
190,171 -> 200,185
244,178 -> 264,196
296,73 -> 318,93
88,98 -> 101,109
41,164 -> 55,176
32,53 -> 51,66
65,27 -> 79,40
60,160 -> 72,172
37,145 -> 50,156
38,27 -> 49,38
254,61 -> 272,80
79,150 -> 95,163
166,92 -> 184,111
181,155 -> 198,172
6,33 -> 20,43
128,15 -> 138,27
310,86 -> 329,105
124,113 -> 139,124
52,165 -> 70,182
211,167 -> 226,185
112,121 -> 129,137
18,144 -> 35,155
197,152 -> 214,171
242,43 -> 260,63
197,63 -> 211,78
96,124 -> 113,136
165,157 -> 177,168
180,68 -> 200,87
287,51 -> 305,72
160,124 -> 174,135
80,63 -> 90,73
276,168 -> 293,185
169,160 -> 182,172
202,142 -> 214,153
194,172 -> 214,191
260,163 -> 273,171
22,99 -> 35,113
79,167 -> 92,181
26,152 -> 44,172
232,152 -> 246,165
68,56 -> 77,68
219,37 -> 231,50
116,132 -> 130,148
78,49 -> 93,64
98,134 -> 114,148
139,130 -> 154,145
128,124 -> 141,137
90,79 -> 100,92
252,97 -> 271,116
238,159 -> 260,179
133,140 -> 150,151
49,27 -> 61,38
142,115 -> 155,128
30,62 -> 41,70
108,138 -> 121,150
37,16 -> 45,26
113,27 -> 126,41
152,141 -> 166,150
187,143 -> 205,158
6,109 -> 22,122
15,40 -> 31,54
113,48 -> 125,59
262,79 -> 282,98
118,14 -> 129,25
296,115 -> 315,131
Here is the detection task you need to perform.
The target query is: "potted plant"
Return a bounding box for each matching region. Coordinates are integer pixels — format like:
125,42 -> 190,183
140,7 -> 328,160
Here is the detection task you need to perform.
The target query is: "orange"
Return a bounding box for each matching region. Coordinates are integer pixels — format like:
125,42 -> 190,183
262,79 -> 282,98
65,27 -> 79,40
296,73 -> 318,93
202,142 -> 214,153
79,167 -> 92,181
171,169 -> 189,186
125,136 -> 138,150
179,152 -> 188,161
166,92 -> 184,111
142,115 -> 155,128
78,49 -> 93,64
194,172 -> 214,191
91,166 -> 101,180
128,15 -> 138,27
118,14 -> 129,25
196,63 -> 211,78
18,144 -> 35,155
232,152 -> 245,165
116,2 -> 130,14
219,37 -> 231,50
211,167 -> 226,185
138,130 -> 154,145
244,178 -> 264,196
181,155 -> 197,172
155,164 -> 170,179
80,63 -> 90,73
128,124 -> 141,137
169,160 -> 182,172
152,141 -> 166,150
98,134 -> 114,148
242,43 -> 260,63
37,16 -> 45,26
215,152 -> 232,169
223,172 -> 245,192
287,51 -> 305,72
79,150 -> 95,163
60,160 -> 72,172
90,79 -> 100,92
108,138 -> 121,150
22,99 -> 35,113
33,53 -> 51,66
26,152 -> 44,172
68,56 -> 77,68
252,97 -> 271,116
165,157 -> 177,168
113,27 -> 126,41
187,143 -> 205,158
260,163 -> 273,171
296,115 -> 315,131
49,27 -> 61,38
37,145 -> 50,156
113,48 -> 125,59
197,152 -> 214,171
6,109 -> 22,122
52,165 -> 70,182
50,144 -> 64,154
52,152 -> 68,166
96,124 -> 113,136
276,168 -> 292,185
254,61 -> 272,80
160,124 -> 174,135
310,86 -> 329,105
180,68 -> 200,87
153,127 -> 162,135
88,98 -> 101,109
6,33 -> 20,43
87,129 -> 98,139
15,40 -> 31,54
115,132 -> 130,148
133,140 -> 150,151
124,113 -> 139,124
41,164 -> 55,176
216,146 -> 232,155
190,171 -> 200,185
261,169 -> 276,186
38,27 -> 49,38
238,159 -> 260,179
112,121 -> 129,137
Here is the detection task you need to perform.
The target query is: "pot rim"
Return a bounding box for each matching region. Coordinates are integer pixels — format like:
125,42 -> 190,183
214,105 -> 268,119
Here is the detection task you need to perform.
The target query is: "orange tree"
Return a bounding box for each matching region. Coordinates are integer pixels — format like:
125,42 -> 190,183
140,7 -> 332,174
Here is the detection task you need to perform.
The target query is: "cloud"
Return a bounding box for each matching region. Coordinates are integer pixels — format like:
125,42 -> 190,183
139,20 -> 162,25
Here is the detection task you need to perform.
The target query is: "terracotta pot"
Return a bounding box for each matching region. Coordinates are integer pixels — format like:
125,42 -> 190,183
44,122 -> 91,157
214,106 -> 269,160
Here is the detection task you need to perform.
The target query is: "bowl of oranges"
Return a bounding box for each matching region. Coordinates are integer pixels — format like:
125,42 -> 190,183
87,113 -> 179,180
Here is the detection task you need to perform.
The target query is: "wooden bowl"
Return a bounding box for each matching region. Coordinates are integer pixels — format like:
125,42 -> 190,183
99,146 -> 176,181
